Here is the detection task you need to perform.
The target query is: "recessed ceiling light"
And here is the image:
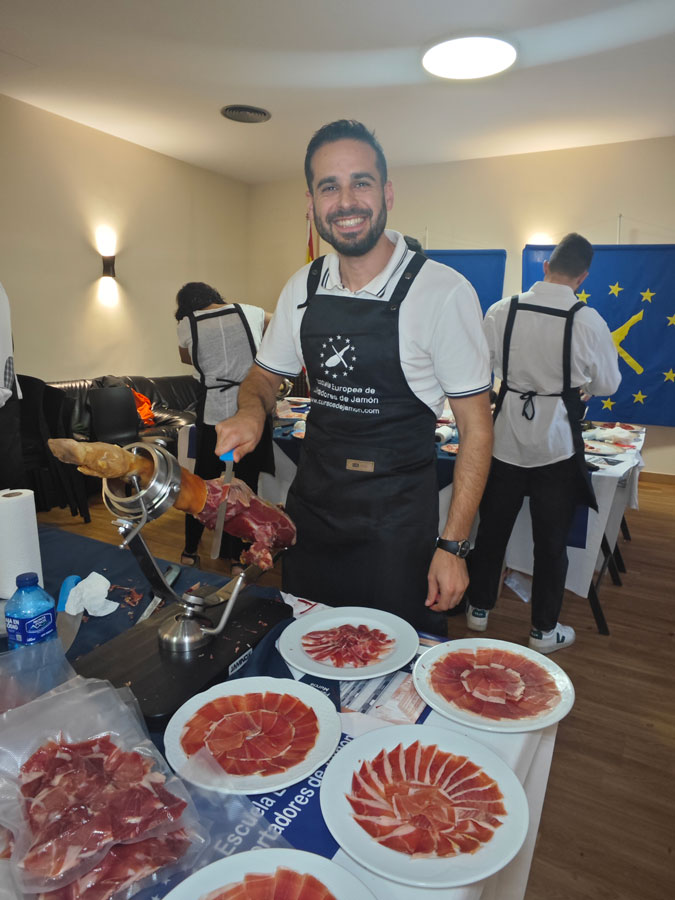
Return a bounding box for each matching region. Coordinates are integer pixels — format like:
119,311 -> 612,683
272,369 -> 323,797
422,37 -> 517,80
220,104 -> 271,124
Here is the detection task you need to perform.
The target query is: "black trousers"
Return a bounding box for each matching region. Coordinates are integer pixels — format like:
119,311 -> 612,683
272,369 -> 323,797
183,421 -> 261,561
465,455 -> 586,632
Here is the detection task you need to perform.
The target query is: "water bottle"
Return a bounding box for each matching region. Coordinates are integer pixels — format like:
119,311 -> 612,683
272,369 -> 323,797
4,572 -> 57,650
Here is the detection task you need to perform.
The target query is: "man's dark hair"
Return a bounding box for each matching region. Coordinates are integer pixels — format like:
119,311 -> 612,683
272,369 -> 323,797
304,120 -> 388,190
548,233 -> 594,278
175,282 -> 224,321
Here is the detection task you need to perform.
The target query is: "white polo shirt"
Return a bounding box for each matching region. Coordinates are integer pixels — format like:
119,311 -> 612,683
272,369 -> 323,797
484,282 -> 621,467
256,230 -> 491,417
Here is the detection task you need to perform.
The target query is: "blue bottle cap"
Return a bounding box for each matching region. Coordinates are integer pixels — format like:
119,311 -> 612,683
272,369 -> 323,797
16,572 -> 39,588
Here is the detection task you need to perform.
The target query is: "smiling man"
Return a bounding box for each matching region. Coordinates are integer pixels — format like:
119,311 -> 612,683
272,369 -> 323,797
215,120 -> 493,631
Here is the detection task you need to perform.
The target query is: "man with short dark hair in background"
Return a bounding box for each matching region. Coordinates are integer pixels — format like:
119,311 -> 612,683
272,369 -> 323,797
464,233 -> 621,652
216,119 -> 493,631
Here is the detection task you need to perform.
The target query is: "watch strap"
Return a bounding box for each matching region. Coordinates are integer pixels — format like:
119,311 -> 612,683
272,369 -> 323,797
436,537 -> 470,557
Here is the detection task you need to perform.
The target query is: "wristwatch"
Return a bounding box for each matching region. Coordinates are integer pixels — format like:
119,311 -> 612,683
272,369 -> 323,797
436,537 -> 471,558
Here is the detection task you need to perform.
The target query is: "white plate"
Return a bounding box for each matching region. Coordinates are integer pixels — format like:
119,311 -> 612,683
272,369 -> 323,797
162,848 -> 377,900
278,607 -> 419,681
413,638 -> 575,733
164,676 -> 341,794
320,724 -> 528,888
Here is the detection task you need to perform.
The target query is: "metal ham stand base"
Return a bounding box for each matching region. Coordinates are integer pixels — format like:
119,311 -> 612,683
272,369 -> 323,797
73,442 -> 291,727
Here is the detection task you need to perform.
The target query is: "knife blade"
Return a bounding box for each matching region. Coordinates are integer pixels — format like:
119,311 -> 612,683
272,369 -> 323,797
136,563 -> 182,623
56,574 -> 83,652
211,451 -> 235,559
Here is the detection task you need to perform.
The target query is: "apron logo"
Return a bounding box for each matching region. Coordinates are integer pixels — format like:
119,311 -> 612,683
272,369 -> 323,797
346,458 -> 375,472
320,335 -> 357,380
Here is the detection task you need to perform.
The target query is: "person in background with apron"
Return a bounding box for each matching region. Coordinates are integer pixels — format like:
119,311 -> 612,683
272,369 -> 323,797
464,233 -> 621,653
176,282 -> 273,571
215,120 -> 493,632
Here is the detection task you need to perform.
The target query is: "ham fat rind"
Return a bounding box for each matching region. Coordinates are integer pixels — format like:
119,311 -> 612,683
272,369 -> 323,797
47,439 -> 296,570
346,740 -> 506,858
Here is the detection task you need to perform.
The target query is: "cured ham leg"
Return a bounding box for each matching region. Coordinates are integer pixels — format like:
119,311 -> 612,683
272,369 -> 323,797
48,439 -> 296,570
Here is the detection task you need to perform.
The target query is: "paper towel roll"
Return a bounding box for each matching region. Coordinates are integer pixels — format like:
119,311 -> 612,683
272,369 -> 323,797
0,489 -> 43,600
434,425 -> 454,443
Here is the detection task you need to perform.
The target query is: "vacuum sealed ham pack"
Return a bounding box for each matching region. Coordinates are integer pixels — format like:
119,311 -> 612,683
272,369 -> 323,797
0,676 -> 206,900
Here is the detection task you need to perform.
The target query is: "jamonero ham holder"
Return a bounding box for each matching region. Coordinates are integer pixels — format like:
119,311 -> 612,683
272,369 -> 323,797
48,439 -> 296,726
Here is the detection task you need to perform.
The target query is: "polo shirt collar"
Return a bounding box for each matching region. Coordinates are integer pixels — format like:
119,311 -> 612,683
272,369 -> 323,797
323,230 -> 408,297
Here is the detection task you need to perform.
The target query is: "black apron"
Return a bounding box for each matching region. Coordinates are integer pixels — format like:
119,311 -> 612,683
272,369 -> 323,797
282,253 -> 439,623
188,305 -> 274,475
493,295 -> 597,510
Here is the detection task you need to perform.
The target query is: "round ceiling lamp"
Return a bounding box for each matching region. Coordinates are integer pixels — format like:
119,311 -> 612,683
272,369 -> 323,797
422,36 -> 517,80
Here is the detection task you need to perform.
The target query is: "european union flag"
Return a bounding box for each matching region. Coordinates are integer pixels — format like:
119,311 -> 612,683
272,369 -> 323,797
522,244 -> 675,427
427,249 -> 506,315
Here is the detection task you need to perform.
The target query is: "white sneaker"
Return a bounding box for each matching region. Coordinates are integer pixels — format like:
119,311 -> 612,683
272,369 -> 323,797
466,604 -> 489,632
528,624 -> 575,654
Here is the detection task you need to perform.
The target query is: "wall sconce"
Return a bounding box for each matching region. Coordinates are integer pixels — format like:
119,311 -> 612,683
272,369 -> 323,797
95,225 -> 117,277
95,226 -> 119,306
527,232 -> 555,245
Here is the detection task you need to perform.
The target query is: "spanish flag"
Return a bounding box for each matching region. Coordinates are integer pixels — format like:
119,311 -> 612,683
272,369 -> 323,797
306,214 -> 315,263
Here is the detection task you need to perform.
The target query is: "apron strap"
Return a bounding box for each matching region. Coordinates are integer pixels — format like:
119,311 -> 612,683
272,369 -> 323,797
493,294 -> 519,421
298,256 -> 326,309
387,252 -> 427,311
562,300 -> 585,391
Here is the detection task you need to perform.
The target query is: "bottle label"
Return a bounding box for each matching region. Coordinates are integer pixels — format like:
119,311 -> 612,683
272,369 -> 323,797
5,610 -> 56,645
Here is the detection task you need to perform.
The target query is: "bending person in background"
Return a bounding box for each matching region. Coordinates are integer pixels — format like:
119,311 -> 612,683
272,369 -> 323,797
176,282 -> 273,571
215,119 -> 493,632
464,233 -> 621,653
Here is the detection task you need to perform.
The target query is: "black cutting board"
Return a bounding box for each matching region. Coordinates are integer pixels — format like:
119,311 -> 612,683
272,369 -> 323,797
74,590 -> 292,729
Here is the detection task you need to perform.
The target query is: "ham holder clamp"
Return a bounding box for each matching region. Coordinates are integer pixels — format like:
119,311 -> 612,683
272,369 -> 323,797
51,440 -> 294,727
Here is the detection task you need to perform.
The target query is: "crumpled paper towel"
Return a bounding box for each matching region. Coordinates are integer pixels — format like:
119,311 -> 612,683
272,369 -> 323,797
65,572 -> 118,616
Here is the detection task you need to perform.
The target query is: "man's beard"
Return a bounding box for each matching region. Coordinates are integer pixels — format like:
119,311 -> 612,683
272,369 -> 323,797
314,202 -> 387,257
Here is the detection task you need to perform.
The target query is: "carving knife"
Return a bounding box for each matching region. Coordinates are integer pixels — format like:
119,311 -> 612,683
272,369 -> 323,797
211,450 -> 235,559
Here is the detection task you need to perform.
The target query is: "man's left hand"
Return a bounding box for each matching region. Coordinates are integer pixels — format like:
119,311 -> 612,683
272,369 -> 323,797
425,549 -> 469,612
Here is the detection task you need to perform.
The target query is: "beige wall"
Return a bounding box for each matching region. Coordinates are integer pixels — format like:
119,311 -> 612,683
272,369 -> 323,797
249,136 -> 675,476
0,93 -> 251,381
1,92 -> 673,474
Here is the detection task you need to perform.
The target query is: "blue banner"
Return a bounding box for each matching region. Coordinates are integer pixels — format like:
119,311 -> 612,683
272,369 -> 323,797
427,249 -> 506,315
522,244 -> 675,427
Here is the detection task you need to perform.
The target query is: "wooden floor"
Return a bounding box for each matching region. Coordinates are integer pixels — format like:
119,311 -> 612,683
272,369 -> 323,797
37,481 -> 675,900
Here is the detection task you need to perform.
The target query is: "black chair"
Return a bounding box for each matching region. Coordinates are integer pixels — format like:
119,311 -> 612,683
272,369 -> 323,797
87,386 -> 141,446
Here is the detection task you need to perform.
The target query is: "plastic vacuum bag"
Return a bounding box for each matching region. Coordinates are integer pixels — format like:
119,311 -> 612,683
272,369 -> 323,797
0,640 -> 76,714
0,677 -> 206,897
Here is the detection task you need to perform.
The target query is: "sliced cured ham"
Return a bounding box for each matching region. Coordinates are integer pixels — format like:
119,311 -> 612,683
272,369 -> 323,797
180,692 -> 319,777
429,647 -> 561,720
301,623 -> 395,668
202,866 -> 337,900
18,735 -> 186,880
346,741 -> 505,858
36,829 -> 190,900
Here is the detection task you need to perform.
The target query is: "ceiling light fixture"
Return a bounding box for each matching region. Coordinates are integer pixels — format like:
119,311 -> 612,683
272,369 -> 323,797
220,104 -> 271,124
422,36 -> 517,80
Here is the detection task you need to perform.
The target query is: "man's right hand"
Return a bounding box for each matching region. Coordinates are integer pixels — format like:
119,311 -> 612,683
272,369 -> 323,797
214,411 -> 264,461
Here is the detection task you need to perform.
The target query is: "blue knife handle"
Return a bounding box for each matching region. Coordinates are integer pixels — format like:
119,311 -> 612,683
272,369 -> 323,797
57,575 -> 82,612
219,451 -> 235,462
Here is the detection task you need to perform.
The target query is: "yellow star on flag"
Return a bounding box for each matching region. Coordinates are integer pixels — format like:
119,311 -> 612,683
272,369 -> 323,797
633,390 -> 647,404
664,369 -> 675,382
601,398 -> 616,410
577,289 -> 590,303
609,282 -> 623,297
668,314 -> 675,326
640,289 -> 655,303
